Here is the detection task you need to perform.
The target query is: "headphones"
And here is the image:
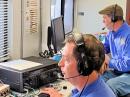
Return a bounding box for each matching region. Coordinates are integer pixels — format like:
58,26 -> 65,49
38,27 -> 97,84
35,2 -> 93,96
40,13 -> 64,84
111,4 -> 118,23
72,33 -> 105,76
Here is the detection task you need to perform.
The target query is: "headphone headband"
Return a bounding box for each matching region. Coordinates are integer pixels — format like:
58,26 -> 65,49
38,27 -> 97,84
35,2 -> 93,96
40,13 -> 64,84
111,4 -> 118,22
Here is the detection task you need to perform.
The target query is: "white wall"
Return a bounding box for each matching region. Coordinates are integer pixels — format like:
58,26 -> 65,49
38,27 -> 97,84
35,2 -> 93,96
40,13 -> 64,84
10,0 -> 51,59
22,0 -> 41,57
74,0 -> 127,34
41,0 -> 51,52
10,0 -> 21,59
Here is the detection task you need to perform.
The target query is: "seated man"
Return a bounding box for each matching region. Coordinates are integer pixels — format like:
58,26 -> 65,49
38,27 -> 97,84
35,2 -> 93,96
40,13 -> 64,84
99,4 -> 130,97
40,33 -> 116,97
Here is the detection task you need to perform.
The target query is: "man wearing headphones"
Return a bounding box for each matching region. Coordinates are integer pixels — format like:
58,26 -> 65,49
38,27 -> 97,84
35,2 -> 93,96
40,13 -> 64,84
99,4 -> 130,97
40,33 -> 116,97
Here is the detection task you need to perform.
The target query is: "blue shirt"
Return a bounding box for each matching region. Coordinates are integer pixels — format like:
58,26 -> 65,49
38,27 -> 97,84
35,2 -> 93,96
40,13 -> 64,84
103,22 -> 130,72
71,77 -> 116,97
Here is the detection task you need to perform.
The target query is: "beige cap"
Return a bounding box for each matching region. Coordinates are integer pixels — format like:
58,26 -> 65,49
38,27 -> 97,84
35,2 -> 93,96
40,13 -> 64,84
99,4 -> 123,17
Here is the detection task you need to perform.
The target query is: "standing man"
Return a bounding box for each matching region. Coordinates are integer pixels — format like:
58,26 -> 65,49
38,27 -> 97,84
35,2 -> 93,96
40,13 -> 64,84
99,4 -> 130,97
40,33 -> 116,97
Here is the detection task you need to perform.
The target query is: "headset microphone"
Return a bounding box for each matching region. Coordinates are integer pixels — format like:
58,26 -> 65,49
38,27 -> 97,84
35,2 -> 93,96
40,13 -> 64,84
64,74 -> 81,79
58,74 -> 81,80
102,27 -> 106,30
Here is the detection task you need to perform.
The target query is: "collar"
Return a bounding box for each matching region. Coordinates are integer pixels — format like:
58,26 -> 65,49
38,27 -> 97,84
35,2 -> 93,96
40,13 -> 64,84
72,77 -> 102,96
112,22 -> 128,36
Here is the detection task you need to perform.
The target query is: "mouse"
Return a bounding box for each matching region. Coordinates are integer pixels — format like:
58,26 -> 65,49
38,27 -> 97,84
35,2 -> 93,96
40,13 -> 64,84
38,93 -> 50,97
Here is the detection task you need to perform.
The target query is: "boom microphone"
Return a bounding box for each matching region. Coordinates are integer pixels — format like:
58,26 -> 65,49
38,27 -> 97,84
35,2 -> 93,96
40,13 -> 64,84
58,74 -> 81,80
102,27 -> 106,30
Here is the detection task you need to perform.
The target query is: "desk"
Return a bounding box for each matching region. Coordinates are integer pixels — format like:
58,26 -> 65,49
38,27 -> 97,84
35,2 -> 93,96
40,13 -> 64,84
51,80 -> 73,97
7,79 -> 73,97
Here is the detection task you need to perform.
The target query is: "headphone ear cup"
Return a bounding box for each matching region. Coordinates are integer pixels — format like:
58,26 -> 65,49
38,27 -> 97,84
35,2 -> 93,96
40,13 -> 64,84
111,14 -> 115,22
111,16 -> 118,22
77,59 -> 84,75
77,58 -> 86,76
77,53 -> 93,76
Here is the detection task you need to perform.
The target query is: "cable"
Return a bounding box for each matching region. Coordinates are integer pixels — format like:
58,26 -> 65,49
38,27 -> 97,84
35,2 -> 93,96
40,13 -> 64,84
78,76 -> 89,97
0,79 -> 4,85
24,85 -> 40,96
24,88 -> 29,96
29,87 -> 40,96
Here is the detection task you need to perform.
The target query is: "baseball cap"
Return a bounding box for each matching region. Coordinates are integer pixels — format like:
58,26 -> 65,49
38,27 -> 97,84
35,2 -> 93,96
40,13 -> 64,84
99,4 -> 123,17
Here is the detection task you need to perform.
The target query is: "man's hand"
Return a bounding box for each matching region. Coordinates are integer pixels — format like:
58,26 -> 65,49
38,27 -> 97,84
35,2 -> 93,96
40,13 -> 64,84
40,87 -> 63,97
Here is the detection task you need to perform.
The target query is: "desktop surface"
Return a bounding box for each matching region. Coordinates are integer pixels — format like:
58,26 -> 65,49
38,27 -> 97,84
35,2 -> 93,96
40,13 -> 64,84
7,79 -> 73,97
23,56 -> 58,66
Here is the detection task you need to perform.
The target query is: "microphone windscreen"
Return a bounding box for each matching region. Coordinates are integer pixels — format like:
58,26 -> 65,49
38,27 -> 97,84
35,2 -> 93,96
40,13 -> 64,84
102,27 -> 106,30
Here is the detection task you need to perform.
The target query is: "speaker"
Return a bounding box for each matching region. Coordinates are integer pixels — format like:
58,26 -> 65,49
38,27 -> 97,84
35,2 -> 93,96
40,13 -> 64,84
111,4 -> 118,23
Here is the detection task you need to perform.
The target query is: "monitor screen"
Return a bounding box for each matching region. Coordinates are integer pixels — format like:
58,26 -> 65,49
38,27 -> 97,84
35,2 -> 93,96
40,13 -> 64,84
51,16 -> 65,53
64,0 -> 74,34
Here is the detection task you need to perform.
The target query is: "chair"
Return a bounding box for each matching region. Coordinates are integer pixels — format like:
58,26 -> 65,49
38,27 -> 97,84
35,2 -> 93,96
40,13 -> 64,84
119,94 -> 130,97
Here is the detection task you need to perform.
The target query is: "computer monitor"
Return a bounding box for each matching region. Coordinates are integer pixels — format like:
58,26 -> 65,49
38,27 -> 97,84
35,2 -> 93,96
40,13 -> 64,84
51,16 -> 65,53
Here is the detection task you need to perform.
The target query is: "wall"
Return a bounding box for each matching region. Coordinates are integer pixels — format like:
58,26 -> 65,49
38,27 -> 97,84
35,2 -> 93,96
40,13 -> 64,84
74,0 -> 127,34
22,0 -> 41,57
10,0 -> 51,59
10,0 -> 21,59
41,0 -> 51,52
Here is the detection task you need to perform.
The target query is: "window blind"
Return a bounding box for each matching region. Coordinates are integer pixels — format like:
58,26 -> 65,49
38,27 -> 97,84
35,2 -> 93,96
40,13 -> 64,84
0,0 -> 9,62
